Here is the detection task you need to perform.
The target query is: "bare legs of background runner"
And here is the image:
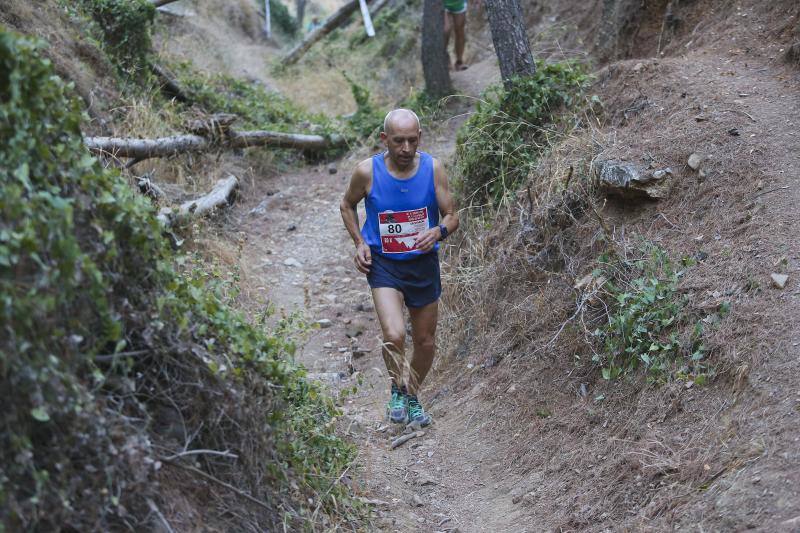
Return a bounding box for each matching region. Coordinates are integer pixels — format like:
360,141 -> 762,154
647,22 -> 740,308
444,11 -> 467,70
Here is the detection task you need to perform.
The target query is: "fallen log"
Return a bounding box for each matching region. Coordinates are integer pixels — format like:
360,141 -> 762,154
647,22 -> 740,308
281,0 -> 362,66
157,174 -> 239,226
84,129 -> 345,162
85,134 -> 207,160
228,130 -> 344,150
151,63 -> 191,103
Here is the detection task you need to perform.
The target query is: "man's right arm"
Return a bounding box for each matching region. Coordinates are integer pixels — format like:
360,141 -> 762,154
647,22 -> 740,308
340,160 -> 372,274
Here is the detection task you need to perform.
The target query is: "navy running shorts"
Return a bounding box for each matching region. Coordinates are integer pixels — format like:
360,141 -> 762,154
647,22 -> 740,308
367,251 -> 441,308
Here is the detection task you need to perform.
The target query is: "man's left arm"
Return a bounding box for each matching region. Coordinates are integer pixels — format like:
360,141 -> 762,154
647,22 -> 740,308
415,159 -> 459,252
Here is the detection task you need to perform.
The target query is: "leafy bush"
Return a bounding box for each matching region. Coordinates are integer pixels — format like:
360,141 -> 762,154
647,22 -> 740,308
592,245 -> 708,381
1,29 -> 353,530
342,71 -> 384,138
455,60 -> 592,206
72,0 -> 155,77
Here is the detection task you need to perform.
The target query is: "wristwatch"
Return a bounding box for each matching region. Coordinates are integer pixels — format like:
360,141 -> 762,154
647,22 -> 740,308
438,223 -> 448,241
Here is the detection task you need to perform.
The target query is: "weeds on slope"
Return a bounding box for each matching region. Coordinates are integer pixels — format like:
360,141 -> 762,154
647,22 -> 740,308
0,29 -> 357,531
590,244 -> 714,382
439,59 -> 727,387
454,59 -> 595,207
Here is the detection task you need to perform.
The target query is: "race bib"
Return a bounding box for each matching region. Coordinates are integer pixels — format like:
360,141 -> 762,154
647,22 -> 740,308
379,207 -> 429,254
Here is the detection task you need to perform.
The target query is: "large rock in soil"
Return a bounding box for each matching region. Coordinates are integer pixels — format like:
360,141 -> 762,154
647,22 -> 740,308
595,159 -> 672,200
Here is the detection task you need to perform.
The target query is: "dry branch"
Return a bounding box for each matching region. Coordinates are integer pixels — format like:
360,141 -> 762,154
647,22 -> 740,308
165,461 -> 273,512
281,0 -> 362,66
157,174 -> 239,226
390,430 -> 424,449
146,498 -> 176,533
84,129 -> 345,162
151,0 -> 182,7
136,175 -> 166,200
151,63 -> 191,103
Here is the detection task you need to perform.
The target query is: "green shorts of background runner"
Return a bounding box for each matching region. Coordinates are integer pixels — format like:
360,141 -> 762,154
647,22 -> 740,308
443,0 -> 467,14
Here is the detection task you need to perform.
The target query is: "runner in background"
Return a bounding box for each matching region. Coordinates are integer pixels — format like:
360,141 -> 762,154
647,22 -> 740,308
339,109 -> 459,426
443,0 -> 478,70
306,16 -> 321,33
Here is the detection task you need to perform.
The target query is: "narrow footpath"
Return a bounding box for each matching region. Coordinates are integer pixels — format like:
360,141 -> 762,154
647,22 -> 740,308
229,59 -> 538,532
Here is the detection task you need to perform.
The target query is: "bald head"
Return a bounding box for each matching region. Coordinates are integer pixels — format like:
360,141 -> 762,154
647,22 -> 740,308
383,108 -> 420,135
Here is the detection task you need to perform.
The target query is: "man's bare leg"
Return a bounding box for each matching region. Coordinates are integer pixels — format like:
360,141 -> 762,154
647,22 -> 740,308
407,300 -> 438,395
444,12 -> 454,68
453,12 -> 467,69
371,287 -> 407,386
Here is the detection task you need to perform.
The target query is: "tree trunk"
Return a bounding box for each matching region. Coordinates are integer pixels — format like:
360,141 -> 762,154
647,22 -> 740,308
484,0 -> 535,85
295,0 -> 306,26
157,175 -> 239,226
84,130 -> 345,162
421,0 -> 451,98
281,0 -> 362,66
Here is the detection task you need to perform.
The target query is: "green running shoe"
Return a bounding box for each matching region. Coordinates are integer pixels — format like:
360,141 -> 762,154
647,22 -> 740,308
387,384 -> 408,424
406,394 -> 431,427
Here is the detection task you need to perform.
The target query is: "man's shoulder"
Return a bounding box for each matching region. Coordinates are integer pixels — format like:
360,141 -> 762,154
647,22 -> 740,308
353,157 -> 374,180
425,153 -> 444,174
421,151 -> 442,167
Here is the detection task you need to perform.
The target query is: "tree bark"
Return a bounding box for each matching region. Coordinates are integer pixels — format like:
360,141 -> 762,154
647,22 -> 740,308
421,0 -> 452,98
295,0 -> 306,27
84,130 -> 345,161
281,0 -> 362,66
157,175 -> 239,226
484,0 -> 536,85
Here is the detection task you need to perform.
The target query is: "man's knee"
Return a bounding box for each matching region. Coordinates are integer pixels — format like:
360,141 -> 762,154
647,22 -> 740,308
413,334 -> 436,353
383,330 -> 405,353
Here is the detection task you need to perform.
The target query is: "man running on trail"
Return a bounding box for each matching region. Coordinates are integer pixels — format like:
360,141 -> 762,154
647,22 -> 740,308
339,109 -> 459,426
443,0 -> 475,70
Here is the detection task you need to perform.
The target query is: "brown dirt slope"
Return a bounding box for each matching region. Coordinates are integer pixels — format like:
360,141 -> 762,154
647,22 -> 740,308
0,0 -> 119,124
426,0 -> 800,531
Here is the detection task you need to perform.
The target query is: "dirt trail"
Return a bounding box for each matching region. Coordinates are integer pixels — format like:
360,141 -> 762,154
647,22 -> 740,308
229,21 -> 800,531
230,58 -> 519,531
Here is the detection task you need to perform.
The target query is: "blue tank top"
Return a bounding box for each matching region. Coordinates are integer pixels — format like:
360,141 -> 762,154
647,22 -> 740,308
361,151 -> 439,260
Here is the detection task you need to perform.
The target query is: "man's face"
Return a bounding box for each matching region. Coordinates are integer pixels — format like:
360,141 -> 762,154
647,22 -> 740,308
381,119 -> 421,169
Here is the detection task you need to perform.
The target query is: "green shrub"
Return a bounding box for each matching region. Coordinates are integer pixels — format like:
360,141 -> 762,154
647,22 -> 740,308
73,0 -> 155,77
592,245 -> 708,381
1,29 -> 353,530
342,71 -> 384,138
269,0 -> 299,37
455,60 -> 592,206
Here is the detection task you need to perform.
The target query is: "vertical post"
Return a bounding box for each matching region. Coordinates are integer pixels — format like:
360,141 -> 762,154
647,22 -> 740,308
264,0 -> 272,38
358,0 -> 375,37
